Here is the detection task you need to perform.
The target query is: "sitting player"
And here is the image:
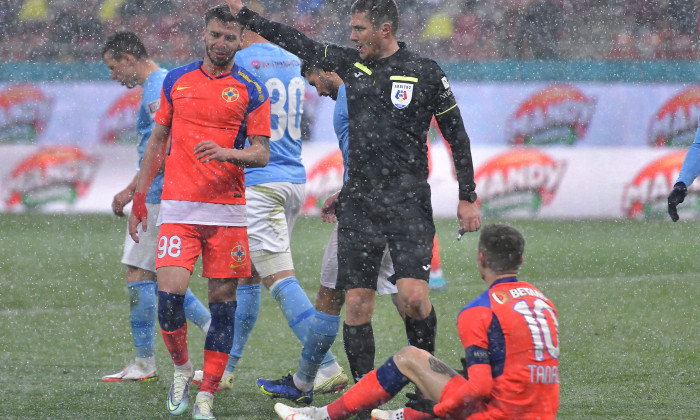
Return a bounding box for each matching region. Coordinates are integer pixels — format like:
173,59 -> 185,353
273,224 -> 560,420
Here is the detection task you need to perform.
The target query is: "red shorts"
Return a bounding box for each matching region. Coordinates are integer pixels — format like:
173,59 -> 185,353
156,223 -> 251,279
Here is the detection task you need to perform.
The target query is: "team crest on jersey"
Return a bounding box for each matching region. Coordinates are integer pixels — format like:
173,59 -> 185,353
391,82 -> 413,109
231,243 -> 247,264
491,291 -> 511,304
222,87 -> 240,103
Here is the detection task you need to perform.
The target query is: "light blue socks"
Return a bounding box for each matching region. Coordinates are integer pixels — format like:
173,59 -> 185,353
128,281 -> 157,359
271,277 -> 336,368
226,283 -> 261,372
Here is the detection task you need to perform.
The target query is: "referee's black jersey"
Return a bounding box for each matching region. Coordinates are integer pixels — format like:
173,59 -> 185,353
238,7 -> 476,200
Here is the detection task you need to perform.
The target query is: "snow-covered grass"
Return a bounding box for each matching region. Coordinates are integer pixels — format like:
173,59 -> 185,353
0,214 -> 697,418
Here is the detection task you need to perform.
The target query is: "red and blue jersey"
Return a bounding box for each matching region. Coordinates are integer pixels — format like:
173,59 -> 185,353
155,60 -> 270,205
435,277 -> 559,419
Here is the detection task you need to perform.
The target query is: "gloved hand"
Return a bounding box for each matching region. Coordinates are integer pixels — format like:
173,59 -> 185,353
405,392 -> 437,416
667,182 -> 687,222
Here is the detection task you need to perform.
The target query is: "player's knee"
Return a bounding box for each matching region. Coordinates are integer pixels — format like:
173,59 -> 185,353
399,292 -> 431,319
250,250 -> 294,278
394,346 -> 425,370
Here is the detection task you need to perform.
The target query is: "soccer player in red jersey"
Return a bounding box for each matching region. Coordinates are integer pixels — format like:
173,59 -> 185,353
128,4 -> 270,419
274,224 -> 560,420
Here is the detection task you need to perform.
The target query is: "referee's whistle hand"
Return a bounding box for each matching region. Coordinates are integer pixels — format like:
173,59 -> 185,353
457,200 -> 481,233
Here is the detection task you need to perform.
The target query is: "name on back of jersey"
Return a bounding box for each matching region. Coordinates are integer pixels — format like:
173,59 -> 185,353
528,364 -> 560,385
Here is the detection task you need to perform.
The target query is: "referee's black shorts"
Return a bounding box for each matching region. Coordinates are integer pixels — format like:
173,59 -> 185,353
335,176 -> 435,291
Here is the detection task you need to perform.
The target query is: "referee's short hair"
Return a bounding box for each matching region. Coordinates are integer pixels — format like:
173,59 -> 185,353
478,224 -> 525,273
351,0 -> 399,34
102,31 -> 149,61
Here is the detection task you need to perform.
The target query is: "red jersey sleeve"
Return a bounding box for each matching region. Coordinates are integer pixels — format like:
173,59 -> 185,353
434,306 -> 494,417
245,96 -> 271,138
154,86 -> 173,127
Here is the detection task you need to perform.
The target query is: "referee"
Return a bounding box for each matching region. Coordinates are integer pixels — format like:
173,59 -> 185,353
226,0 -> 481,410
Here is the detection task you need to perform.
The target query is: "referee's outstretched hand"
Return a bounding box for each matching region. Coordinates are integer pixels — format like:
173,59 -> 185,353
667,182 -> 687,222
225,0 -> 244,15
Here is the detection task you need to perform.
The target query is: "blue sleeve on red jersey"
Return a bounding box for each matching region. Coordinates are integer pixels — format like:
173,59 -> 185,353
161,61 -> 202,106
231,65 -> 270,113
458,289 -> 492,318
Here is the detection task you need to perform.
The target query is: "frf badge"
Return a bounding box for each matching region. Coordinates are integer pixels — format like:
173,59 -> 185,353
391,82 -> 413,109
231,243 -> 247,263
222,87 -> 240,103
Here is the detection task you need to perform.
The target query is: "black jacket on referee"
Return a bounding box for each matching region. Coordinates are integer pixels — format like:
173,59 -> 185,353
236,7 -> 476,202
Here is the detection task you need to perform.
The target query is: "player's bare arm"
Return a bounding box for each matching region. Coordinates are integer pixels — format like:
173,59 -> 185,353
194,135 -> 269,167
112,173 -> 138,217
128,123 -> 170,242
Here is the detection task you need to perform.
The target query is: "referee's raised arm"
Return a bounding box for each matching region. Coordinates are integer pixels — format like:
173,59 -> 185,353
225,0 -> 243,15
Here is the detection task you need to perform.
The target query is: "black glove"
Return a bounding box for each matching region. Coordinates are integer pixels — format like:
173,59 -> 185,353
405,392 -> 437,416
667,182 -> 688,222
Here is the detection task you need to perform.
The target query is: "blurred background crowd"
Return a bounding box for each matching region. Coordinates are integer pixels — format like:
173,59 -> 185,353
1,0 -> 699,63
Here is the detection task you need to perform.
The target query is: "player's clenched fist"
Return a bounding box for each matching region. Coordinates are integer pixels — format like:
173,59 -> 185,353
225,0 -> 244,15
128,192 -> 148,242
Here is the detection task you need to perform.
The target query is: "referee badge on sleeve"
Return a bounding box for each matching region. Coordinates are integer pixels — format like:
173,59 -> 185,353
391,82 -> 414,109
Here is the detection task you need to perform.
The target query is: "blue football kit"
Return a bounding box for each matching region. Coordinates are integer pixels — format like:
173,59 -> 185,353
235,43 -> 306,186
138,68 -> 167,204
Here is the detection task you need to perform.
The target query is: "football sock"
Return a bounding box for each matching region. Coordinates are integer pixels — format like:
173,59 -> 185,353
404,407 -> 436,420
202,300 -> 237,395
158,291 -> 188,366
405,306 -> 437,354
297,309 -> 341,385
227,283 -> 260,373
270,277 -> 336,368
128,280 -> 156,359
430,234 -> 442,271
183,288 -> 211,333
326,365 -> 402,420
343,322 -> 375,383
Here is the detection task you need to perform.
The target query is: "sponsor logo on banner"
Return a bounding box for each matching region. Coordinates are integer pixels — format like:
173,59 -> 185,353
475,149 -> 566,217
97,87 -> 142,143
648,85 -> 700,147
391,82 -> 413,109
302,150 -> 344,214
622,151 -> 698,219
507,84 -> 596,146
0,84 -> 53,143
3,146 -> 98,210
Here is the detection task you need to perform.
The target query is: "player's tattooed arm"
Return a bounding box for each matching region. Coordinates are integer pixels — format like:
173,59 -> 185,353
243,135 -> 270,167
428,357 -> 460,378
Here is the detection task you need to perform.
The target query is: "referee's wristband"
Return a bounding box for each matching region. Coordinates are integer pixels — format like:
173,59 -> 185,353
459,189 -> 477,203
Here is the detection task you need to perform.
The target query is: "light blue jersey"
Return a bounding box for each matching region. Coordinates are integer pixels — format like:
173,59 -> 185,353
333,84 -> 349,182
676,118 -> 700,187
235,43 -> 306,186
138,68 -> 167,203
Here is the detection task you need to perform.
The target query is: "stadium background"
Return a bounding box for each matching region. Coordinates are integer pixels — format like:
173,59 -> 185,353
3,0 -> 700,218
